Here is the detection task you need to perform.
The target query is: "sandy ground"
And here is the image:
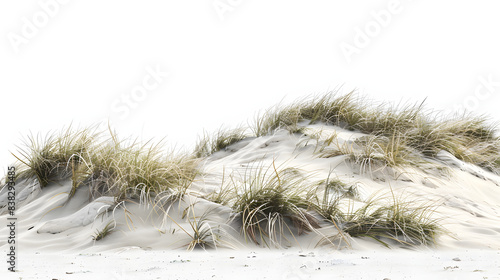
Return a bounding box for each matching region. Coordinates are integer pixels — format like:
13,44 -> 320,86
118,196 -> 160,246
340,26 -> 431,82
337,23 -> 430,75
2,248 -> 499,280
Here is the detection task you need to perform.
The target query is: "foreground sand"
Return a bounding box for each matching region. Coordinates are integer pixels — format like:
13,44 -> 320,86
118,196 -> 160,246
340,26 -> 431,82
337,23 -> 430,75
3,249 -> 499,279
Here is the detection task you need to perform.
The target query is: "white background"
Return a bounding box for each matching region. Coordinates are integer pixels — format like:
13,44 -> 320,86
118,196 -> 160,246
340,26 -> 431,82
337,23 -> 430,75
1,0 -> 500,173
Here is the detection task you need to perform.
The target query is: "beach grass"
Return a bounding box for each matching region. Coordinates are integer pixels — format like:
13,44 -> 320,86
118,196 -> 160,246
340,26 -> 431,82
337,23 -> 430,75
313,184 -> 443,248
194,128 -> 248,158
11,125 -> 99,187
340,194 -> 443,247
85,132 -> 198,201
250,91 -> 500,171
10,126 -> 199,202
229,163 -> 319,247
6,90 -> 491,249
92,221 -> 115,241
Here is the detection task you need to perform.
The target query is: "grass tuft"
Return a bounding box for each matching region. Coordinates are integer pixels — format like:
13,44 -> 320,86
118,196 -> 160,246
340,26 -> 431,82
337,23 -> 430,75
194,128 -> 247,158
230,163 -> 319,247
86,132 -> 199,201
11,126 -> 199,202
92,221 -> 115,241
12,125 -> 98,187
340,193 -> 442,247
183,208 -> 223,251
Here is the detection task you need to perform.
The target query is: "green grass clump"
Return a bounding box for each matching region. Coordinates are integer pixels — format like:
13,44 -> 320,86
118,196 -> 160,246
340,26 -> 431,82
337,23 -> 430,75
11,126 -> 199,202
194,128 -> 248,158
12,126 -> 98,187
299,91 -> 366,127
230,164 -> 319,247
92,221 -> 115,241
86,133 -> 198,201
181,208 -> 226,251
191,91 -> 500,172
307,173 -> 443,248
311,179 -> 345,225
340,194 -> 442,247
406,116 -> 500,165
320,134 -> 416,172
313,185 -> 442,248
247,91 -> 500,171
252,104 -> 303,136
350,134 -> 414,169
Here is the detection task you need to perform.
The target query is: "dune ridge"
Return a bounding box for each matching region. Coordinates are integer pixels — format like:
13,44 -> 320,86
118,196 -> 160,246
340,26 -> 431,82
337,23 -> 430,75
1,92 -> 500,278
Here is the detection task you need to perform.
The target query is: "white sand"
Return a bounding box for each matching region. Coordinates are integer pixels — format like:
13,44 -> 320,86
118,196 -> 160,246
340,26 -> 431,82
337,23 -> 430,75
1,125 -> 500,279
2,249 -> 499,279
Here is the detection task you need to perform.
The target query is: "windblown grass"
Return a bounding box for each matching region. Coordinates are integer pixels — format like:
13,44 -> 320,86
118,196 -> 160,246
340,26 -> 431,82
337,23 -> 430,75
86,133 -> 198,201
178,207 -> 224,251
230,163 -> 319,247
305,172 -> 443,248
6,91 -> 480,249
320,134 -> 418,173
158,199 -> 239,251
92,221 -> 115,241
311,177 -> 346,225
340,194 -> 443,247
194,128 -> 248,158
252,104 -> 303,136
314,193 -> 443,248
11,126 -> 199,202
12,125 -> 99,187
406,116 -> 500,167
250,91 -> 500,171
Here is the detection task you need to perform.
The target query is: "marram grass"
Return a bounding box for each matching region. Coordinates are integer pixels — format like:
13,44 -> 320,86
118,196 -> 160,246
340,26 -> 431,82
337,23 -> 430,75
194,91 -> 500,172
7,90 -> 492,250
11,126 -> 199,202
340,194 -> 443,247
313,180 -> 443,248
228,164 -> 320,247
194,127 -> 248,158
12,125 -> 99,187
250,92 -> 500,171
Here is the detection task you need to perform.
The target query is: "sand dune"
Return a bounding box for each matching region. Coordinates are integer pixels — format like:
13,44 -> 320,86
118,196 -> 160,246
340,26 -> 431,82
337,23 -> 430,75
1,97 -> 500,278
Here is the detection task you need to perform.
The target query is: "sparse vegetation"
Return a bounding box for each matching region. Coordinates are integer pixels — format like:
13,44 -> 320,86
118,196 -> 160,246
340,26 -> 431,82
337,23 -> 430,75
340,194 -> 442,247
320,134 -> 418,172
85,133 -> 198,201
311,179 -> 345,225
92,221 -> 115,241
12,125 -> 99,187
8,91 -> 486,249
229,164 -> 319,247
194,128 -> 248,158
313,180 -> 443,248
10,126 -> 199,202
182,208 -> 223,251
249,91 -> 500,171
